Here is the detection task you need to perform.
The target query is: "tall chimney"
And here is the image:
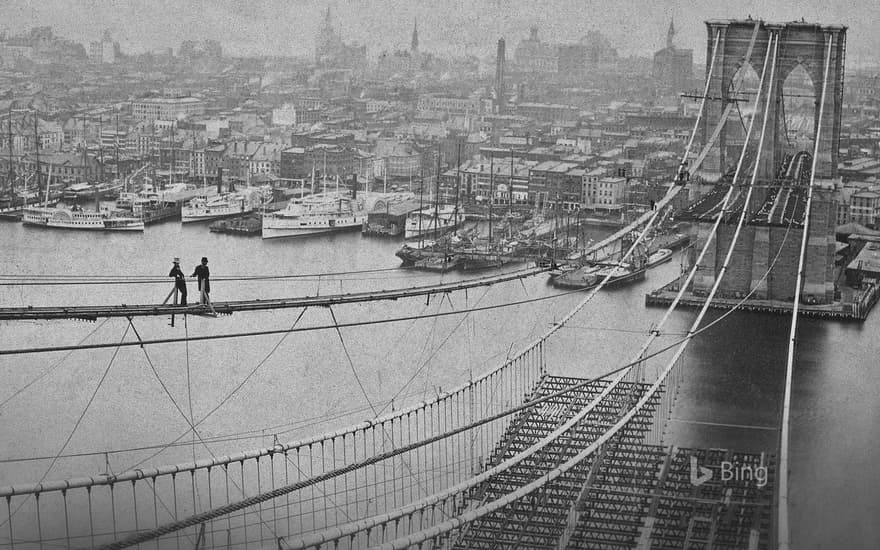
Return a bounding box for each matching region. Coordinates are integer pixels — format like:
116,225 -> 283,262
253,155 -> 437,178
216,167 -> 223,194
495,38 -> 506,114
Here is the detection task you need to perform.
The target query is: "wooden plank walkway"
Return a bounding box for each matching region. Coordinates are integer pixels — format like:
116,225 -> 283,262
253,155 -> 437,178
0,266 -> 547,321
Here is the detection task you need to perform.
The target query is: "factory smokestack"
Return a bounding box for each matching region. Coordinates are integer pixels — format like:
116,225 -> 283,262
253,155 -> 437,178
495,38 -> 506,114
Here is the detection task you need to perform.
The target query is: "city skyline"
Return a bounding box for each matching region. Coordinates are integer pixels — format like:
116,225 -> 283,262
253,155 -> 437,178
2,0 -> 878,65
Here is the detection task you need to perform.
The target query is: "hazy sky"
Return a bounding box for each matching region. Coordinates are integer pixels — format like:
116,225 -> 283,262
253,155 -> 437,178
3,0 -> 877,64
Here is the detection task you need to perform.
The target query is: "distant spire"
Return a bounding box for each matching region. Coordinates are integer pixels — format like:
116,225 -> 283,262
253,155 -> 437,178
666,18 -> 675,49
411,18 -> 419,52
325,6 -> 332,24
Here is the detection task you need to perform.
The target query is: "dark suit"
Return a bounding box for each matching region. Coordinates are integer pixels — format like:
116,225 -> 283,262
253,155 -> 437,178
192,264 -> 210,302
169,265 -> 187,305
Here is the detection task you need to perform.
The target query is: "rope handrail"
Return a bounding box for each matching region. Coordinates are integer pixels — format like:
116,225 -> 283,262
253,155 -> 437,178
0,338 -> 539,498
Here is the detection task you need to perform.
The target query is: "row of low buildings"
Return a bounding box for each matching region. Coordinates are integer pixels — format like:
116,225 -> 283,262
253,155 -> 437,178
437,151 -> 678,213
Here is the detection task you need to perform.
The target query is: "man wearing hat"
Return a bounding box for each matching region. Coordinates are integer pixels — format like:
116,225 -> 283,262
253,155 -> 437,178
168,258 -> 187,306
192,257 -> 210,304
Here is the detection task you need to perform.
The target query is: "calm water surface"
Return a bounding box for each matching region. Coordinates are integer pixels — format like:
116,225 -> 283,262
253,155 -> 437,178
0,220 -> 876,548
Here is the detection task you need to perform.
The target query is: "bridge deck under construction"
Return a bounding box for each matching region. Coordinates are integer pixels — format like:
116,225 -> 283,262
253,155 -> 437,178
454,375 -> 775,550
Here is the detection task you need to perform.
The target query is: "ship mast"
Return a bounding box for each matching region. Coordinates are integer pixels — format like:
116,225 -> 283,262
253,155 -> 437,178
454,141 -> 461,231
95,114 -> 102,211
32,110 -> 40,208
417,165 -> 424,246
168,120 -> 174,189
81,115 -> 87,186
98,115 -> 104,182
6,107 -> 13,202
433,144 -> 440,240
509,150 -> 513,216
115,108 -> 120,185
488,155 -> 493,244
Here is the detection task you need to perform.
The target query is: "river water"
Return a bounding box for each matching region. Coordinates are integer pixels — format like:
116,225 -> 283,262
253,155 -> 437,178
0,219 -> 876,549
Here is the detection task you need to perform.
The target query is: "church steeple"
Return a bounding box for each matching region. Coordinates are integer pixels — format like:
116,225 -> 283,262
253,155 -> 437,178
666,18 -> 675,49
411,18 -> 419,53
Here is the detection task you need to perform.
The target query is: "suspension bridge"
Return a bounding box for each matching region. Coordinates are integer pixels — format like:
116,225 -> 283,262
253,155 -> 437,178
0,19 -> 850,550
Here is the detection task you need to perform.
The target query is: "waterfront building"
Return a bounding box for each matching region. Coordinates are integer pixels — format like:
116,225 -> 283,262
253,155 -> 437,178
529,160 -> 583,210
583,175 -> 627,210
280,144 -> 356,180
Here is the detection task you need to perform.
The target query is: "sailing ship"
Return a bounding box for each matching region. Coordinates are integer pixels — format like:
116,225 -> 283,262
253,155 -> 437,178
550,247 -> 672,290
413,253 -> 460,272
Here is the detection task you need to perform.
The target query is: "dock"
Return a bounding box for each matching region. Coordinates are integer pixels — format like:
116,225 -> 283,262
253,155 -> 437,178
646,279 -> 880,321
140,203 -> 182,224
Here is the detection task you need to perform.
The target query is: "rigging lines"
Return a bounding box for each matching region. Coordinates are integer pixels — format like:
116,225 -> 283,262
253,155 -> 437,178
0,286 -> 586,356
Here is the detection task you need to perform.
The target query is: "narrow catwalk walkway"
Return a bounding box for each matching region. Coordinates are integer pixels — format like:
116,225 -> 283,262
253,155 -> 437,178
0,266 -> 546,321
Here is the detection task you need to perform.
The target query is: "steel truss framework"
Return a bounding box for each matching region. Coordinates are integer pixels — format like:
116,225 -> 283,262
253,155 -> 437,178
451,376 -> 775,550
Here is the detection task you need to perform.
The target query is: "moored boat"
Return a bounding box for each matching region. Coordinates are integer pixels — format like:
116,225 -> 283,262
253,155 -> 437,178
595,263 -> 647,288
182,188 -> 263,223
551,264 -> 604,289
647,248 -> 673,268
404,205 -> 461,240
261,192 -> 367,239
22,205 -> 144,231
62,182 -> 94,201
460,254 -> 505,271
413,254 -> 460,272
210,214 -> 262,236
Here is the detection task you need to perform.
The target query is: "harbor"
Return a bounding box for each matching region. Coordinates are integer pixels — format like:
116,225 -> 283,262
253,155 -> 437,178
0,7 -> 877,550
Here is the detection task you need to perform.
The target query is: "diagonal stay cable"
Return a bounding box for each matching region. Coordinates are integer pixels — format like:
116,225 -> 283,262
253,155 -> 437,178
328,305 -> 377,416
184,312 -> 195,462
0,321 -> 129,533
0,318 -> 110,410
121,308 -> 308,473
90,307 -> 753,550
377,285 -> 492,418
5,285 -> 573,356
146,229 -> 803,550
126,316 -> 206,437
125,316 -> 282,543
324,304 -> 437,519
328,301 -> 453,517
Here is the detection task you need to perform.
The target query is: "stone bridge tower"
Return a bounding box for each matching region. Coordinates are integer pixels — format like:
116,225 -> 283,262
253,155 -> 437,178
699,20 -> 846,182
